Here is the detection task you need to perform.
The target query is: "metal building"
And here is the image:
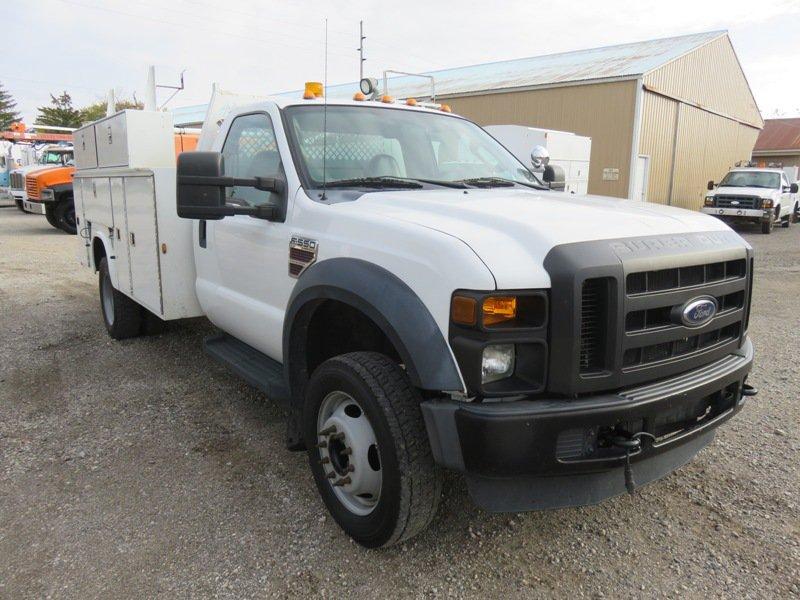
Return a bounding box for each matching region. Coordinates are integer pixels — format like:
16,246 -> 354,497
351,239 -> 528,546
341,31 -> 762,209
751,118 -> 800,170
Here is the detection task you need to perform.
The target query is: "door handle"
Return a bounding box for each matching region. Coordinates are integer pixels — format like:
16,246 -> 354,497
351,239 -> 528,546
199,220 -> 207,248
129,232 -> 135,246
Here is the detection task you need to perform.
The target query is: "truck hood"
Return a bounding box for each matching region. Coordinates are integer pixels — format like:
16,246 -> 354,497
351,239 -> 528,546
713,186 -> 779,198
343,188 -> 732,289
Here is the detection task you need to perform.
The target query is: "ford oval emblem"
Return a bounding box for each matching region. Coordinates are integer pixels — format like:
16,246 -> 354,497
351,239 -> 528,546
678,296 -> 717,327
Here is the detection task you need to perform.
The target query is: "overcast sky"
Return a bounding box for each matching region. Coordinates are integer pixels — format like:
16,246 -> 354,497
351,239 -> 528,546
6,0 -> 800,124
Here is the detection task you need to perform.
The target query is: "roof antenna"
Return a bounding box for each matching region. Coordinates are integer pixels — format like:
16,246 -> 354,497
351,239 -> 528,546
321,18 -> 329,201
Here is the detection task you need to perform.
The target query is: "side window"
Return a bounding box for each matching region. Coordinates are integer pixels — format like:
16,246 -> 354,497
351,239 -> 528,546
221,113 -> 282,207
781,174 -> 789,189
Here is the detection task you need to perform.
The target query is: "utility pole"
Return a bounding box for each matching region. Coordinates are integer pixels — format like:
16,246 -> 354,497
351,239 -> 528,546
358,20 -> 366,81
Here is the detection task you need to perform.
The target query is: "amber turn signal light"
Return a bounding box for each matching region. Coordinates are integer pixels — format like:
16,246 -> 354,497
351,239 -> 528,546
483,297 -> 517,326
451,296 -> 477,326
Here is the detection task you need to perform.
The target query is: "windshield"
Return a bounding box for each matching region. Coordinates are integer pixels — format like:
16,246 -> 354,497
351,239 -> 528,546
719,171 -> 780,189
40,151 -> 74,166
284,105 -> 542,191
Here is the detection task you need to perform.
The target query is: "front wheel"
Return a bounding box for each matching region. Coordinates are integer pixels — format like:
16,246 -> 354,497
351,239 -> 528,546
55,195 -> 76,234
761,218 -> 773,234
304,352 -> 442,548
45,204 -> 59,229
98,257 -> 142,339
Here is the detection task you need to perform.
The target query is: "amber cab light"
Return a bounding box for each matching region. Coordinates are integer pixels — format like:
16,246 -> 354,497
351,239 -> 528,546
405,98 -> 418,106
451,296 -> 477,326
483,297 -> 517,326
353,91 -> 366,101
381,95 -> 394,103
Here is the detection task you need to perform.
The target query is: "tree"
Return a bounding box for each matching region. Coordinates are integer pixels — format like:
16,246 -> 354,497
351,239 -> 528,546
78,96 -> 143,125
35,91 -> 83,128
0,82 -> 21,130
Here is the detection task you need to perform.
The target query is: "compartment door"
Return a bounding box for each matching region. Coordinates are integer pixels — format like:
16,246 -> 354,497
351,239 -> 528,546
74,178 -> 91,267
109,177 -> 131,294
124,175 -> 162,315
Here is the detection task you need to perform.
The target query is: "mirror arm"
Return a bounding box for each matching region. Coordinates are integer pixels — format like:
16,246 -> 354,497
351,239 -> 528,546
178,175 -> 285,194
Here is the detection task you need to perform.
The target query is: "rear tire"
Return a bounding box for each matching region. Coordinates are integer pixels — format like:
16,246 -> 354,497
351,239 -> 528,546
304,352 -> 442,548
98,257 -> 142,339
55,195 -> 76,234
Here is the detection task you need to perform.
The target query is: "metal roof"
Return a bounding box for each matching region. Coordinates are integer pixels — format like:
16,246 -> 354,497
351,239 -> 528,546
753,118 -> 800,153
318,30 -> 727,99
172,30 -> 727,125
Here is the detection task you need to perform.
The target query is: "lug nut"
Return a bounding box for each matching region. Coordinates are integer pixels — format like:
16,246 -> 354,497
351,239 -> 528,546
332,476 -> 352,487
326,471 -> 336,479
329,432 -> 345,442
346,464 -> 355,473
320,457 -> 330,465
342,447 -> 353,455
316,440 -> 328,449
318,425 -> 337,436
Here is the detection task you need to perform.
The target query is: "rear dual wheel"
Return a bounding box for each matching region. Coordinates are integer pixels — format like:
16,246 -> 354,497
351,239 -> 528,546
304,352 -> 442,548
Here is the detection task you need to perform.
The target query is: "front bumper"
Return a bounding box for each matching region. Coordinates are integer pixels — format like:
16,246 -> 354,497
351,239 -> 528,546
701,206 -> 769,220
421,337 -> 753,512
22,199 -> 46,214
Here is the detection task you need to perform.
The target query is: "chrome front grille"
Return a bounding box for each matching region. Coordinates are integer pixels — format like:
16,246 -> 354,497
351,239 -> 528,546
714,195 -> 760,209
10,172 -> 24,190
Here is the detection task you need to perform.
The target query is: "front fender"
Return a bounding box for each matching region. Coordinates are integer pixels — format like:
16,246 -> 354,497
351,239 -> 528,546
283,258 -> 464,396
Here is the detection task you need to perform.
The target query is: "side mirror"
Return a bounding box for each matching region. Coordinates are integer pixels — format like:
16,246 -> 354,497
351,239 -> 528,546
176,151 -> 285,221
707,180 -> 715,191
542,164 -> 566,191
790,183 -> 798,194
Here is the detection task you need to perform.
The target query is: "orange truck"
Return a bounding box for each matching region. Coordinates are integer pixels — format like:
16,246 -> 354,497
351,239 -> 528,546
25,128 -> 199,234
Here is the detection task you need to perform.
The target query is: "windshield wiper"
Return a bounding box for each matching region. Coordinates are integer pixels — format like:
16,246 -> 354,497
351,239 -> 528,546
324,176 -> 423,189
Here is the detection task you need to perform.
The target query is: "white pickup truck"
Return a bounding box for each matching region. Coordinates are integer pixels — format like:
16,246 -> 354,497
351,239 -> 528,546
73,91 -> 756,548
702,167 -> 799,234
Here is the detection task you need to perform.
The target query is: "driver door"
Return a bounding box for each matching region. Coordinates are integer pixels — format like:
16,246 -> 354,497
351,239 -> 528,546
204,111 -> 293,361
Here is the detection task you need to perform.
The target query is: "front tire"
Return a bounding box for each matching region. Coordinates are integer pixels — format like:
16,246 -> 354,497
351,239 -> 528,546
304,352 -> 442,548
55,195 -> 76,234
761,218 -> 773,234
98,257 -> 142,339
45,204 -> 59,229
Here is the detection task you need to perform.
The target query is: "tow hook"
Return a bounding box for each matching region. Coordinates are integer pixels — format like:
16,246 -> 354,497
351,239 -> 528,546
609,431 -> 656,495
742,383 -> 758,397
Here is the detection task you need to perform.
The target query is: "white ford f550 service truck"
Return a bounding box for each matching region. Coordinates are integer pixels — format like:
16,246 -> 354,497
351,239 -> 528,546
702,166 -> 799,234
74,94 -> 756,548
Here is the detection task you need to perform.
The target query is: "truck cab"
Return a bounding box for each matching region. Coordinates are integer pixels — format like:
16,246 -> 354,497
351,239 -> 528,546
76,94 -> 755,548
702,166 -> 799,233
25,150 -> 76,234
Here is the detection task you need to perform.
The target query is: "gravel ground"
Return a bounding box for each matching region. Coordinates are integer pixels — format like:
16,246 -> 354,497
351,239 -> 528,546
1,204 -> 798,599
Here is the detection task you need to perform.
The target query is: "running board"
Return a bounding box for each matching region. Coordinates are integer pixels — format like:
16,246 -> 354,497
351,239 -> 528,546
204,334 -> 290,404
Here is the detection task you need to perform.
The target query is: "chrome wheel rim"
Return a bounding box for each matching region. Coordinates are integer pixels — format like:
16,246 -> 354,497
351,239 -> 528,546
101,273 -> 114,326
317,391 -> 382,516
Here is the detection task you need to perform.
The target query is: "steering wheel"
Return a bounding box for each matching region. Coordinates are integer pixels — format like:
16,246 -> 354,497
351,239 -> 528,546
367,154 -> 402,177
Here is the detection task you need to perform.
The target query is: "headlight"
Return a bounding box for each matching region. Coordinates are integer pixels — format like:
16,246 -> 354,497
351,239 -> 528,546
762,198 -> 773,209
704,196 -> 715,207
40,188 -> 54,201
482,344 -> 515,383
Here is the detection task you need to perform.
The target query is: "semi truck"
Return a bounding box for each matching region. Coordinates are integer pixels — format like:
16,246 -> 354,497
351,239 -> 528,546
703,166 -> 799,234
74,88 -> 756,548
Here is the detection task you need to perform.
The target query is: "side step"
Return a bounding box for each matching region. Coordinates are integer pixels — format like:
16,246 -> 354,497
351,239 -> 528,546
204,334 -> 290,404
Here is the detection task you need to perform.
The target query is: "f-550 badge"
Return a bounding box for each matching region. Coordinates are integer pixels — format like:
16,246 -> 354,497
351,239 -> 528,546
289,236 -> 318,278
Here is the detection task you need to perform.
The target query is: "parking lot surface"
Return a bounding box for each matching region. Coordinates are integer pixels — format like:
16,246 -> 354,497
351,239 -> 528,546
1,205 -> 798,599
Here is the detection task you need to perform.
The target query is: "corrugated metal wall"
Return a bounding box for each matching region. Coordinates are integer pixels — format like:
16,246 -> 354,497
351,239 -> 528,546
444,80 -> 638,198
639,34 -> 762,209
644,35 -> 763,128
